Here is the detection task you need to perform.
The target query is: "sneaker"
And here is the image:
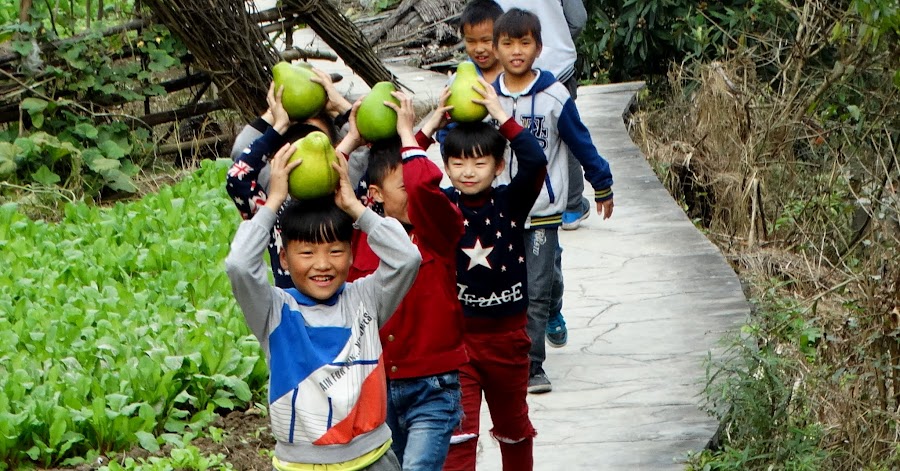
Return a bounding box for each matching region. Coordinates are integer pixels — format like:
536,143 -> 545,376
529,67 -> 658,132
561,201 -> 590,230
546,312 -> 568,348
528,367 -> 552,394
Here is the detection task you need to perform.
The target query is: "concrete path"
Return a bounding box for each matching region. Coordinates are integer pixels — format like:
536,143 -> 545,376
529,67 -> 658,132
289,25 -> 750,471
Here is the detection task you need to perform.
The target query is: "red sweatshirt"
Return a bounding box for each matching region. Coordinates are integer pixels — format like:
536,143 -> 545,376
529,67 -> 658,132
348,145 -> 467,380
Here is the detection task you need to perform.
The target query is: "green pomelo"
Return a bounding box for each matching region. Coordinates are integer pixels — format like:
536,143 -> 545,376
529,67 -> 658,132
447,62 -> 489,122
273,61 -> 327,121
356,82 -> 400,141
287,131 -> 340,200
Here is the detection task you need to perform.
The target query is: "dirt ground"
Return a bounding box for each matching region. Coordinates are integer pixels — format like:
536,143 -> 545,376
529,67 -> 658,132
40,410 -> 275,470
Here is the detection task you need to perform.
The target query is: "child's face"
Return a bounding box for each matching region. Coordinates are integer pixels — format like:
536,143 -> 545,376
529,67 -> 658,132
445,154 -> 505,196
495,33 -> 541,77
463,21 -> 498,72
370,166 -> 410,225
280,239 -> 352,301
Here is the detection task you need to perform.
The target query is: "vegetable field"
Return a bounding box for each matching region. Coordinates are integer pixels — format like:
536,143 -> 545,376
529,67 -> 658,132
0,160 -> 266,468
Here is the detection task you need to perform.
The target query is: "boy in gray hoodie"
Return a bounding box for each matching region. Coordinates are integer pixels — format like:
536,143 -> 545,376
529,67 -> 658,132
491,8 -> 615,394
225,141 -> 421,469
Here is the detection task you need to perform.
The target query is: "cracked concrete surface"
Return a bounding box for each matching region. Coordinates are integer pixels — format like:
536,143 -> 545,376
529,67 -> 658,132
288,25 -> 749,471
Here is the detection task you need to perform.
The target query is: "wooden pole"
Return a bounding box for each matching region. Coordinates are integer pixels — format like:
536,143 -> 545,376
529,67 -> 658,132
19,0 -> 33,23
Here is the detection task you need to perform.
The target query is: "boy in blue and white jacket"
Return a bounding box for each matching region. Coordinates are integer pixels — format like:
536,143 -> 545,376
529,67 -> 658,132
225,141 -> 421,469
491,8 -> 615,394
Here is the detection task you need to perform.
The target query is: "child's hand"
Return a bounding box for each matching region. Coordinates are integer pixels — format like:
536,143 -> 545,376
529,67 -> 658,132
597,198 -> 614,220
471,77 -> 509,123
265,142 -> 300,212
332,150 -> 366,221
266,82 -> 291,134
420,87 -> 453,137
310,68 -> 352,117
336,99 -> 365,154
386,91 -> 416,141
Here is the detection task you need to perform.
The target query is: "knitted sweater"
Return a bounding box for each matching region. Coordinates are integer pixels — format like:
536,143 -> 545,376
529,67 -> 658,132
442,118 -> 547,318
225,207 -> 421,464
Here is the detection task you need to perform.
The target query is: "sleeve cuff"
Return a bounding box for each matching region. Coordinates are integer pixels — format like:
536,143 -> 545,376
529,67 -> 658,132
414,130 -> 434,149
250,117 -> 272,133
498,117 -> 524,139
355,207 -> 382,233
594,188 -> 613,202
400,147 -> 427,161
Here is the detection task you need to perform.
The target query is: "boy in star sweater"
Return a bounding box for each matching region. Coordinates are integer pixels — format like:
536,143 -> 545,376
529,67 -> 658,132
438,77 -> 547,471
225,142 -> 421,470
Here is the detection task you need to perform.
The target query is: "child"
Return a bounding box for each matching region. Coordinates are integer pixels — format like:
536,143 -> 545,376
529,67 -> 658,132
435,0 -> 505,148
439,78 -> 547,471
343,91 -> 467,470
491,8 -> 615,394
225,140 -> 422,469
226,76 -> 365,288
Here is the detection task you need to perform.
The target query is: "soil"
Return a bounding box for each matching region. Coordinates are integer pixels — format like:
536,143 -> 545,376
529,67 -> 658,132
39,410 -> 275,470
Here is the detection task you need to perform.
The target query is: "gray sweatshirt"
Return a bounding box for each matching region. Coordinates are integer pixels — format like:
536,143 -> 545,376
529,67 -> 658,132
225,207 -> 421,465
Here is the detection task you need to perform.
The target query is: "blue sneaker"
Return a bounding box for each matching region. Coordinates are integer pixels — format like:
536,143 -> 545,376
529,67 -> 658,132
561,201 -> 590,230
546,312 -> 568,347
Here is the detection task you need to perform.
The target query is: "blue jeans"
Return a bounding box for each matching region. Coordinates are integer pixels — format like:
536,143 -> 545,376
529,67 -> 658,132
386,372 -> 461,471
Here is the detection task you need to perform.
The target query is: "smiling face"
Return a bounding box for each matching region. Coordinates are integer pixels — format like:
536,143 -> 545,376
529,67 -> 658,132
280,239 -> 352,301
495,32 -> 542,78
445,153 -> 505,196
463,21 -> 499,74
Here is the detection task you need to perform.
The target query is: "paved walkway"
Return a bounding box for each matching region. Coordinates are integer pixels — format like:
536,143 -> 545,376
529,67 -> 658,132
291,26 -> 750,471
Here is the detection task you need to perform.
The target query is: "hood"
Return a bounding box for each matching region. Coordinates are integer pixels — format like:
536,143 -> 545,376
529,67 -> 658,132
492,69 -> 558,97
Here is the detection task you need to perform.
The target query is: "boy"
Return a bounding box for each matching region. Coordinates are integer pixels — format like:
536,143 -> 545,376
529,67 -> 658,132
491,8 -> 615,394
343,91 -> 467,470
435,0 -> 504,148
439,78 -> 547,471
225,141 -> 422,469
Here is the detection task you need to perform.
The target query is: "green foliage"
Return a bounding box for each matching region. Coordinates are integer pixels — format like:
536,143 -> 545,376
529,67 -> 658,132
578,0 -> 775,81
689,286 -> 829,470
100,445 -> 234,471
1,9 -> 189,199
0,160 -> 265,467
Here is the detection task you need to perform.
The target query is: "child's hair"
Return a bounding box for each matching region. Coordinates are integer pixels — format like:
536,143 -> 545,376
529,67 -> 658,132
279,197 -> 353,244
366,136 -> 402,186
283,111 -> 338,144
442,122 -> 506,164
493,8 -> 542,47
459,0 -> 503,33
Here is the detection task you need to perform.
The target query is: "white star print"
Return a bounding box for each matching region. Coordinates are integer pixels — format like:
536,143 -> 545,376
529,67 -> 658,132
462,238 -> 494,270
496,231 -> 502,239
485,217 -> 491,225
508,244 -> 514,251
518,256 -> 525,263
510,221 -> 517,228
464,219 -> 469,226
501,265 -> 507,272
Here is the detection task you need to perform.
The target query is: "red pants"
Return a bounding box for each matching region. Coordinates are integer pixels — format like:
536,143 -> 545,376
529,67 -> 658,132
443,315 -> 536,471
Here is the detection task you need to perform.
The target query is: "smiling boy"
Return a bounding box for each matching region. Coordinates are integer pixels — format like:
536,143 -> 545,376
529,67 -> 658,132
491,8 -> 615,394
439,77 -> 547,471
225,143 -> 421,470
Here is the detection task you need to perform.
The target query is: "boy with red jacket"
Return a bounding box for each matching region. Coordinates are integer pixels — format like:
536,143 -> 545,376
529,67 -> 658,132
343,90 -> 466,471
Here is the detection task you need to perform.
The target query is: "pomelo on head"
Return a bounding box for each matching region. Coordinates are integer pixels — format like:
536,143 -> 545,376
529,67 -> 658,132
447,62 -> 489,122
356,82 -> 401,141
273,61 -> 327,121
287,131 -> 340,200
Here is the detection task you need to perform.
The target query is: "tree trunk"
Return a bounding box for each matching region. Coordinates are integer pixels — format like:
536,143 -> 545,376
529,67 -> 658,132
19,0 -> 32,23
283,0 -> 395,88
